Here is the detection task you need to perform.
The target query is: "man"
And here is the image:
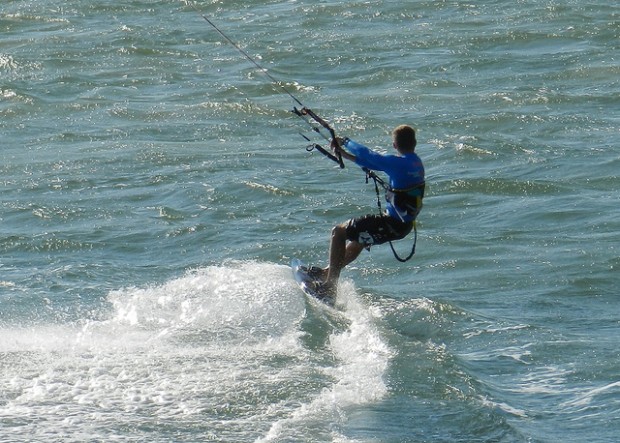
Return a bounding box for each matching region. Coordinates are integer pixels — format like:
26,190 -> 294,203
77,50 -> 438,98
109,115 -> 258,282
311,125 -> 425,297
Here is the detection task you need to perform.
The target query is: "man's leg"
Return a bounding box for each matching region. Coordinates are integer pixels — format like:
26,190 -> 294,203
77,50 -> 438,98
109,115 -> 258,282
344,240 -> 365,267
325,223 -> 365,287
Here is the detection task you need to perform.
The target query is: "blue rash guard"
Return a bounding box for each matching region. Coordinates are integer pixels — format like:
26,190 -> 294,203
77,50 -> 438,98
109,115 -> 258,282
343,138 -> 425,222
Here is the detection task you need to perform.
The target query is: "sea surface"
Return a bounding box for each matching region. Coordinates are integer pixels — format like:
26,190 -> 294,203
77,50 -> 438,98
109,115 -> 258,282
1,1 -> 619,442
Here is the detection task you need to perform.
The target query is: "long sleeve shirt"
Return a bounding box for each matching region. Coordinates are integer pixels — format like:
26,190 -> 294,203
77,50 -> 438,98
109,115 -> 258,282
344,139 -> 425,222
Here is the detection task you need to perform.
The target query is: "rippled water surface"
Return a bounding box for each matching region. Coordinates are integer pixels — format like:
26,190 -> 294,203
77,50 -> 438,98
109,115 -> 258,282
1,1 -> 619,441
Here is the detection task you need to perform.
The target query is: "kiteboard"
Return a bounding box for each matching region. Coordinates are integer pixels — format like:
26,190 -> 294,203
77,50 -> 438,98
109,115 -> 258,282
290,258 -> 335,306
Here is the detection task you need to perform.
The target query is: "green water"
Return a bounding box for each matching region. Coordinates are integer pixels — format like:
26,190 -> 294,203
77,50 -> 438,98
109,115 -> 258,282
1,1 -> 619,441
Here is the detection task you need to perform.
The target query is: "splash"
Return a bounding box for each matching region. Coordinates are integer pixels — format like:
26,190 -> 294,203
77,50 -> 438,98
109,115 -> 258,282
257,280 -> 393,442
0,262 -> 392,442
94,261 -> 303,345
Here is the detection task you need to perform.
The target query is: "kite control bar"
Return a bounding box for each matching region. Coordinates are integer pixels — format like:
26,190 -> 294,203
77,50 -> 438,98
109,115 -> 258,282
292,107 -> 345,169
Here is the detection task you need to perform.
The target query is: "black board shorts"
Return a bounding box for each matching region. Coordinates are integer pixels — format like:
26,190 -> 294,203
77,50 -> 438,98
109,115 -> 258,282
345,214 -> 413,247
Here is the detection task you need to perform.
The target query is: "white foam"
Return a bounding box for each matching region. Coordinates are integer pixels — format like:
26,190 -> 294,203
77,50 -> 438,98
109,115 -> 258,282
0,262 -> 312,441
256,280 -> 393,442
512,365 -> 571,396
1,262 -> 393,442
66,261 -> 305,349
561,380 -> 620,411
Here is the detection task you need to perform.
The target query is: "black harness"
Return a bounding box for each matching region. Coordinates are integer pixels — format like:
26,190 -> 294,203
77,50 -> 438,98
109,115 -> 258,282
366,169 -> 425,263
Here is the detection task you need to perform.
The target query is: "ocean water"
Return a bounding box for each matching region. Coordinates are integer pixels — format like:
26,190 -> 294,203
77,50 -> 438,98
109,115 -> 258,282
1,0 -> 619,441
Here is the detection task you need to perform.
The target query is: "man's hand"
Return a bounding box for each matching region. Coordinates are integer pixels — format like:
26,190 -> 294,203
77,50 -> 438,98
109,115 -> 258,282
331,137 -> 356,162
331,137 -> 342,149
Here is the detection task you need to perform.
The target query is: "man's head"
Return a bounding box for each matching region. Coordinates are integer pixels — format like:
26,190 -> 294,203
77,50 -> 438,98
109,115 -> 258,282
392,125 -> 417,153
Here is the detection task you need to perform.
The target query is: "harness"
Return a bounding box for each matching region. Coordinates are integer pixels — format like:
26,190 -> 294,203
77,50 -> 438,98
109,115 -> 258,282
386,184 -> 425,220
365,169 -> 425,262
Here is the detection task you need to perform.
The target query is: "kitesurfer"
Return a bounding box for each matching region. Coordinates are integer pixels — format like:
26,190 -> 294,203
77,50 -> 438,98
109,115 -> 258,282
311,125 -> 425,297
